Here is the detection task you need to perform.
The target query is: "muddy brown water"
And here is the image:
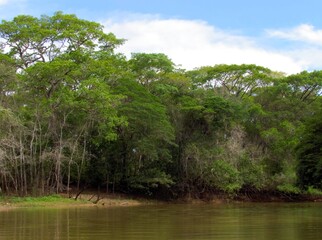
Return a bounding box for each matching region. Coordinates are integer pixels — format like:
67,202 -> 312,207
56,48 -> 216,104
1,202 -> 322,239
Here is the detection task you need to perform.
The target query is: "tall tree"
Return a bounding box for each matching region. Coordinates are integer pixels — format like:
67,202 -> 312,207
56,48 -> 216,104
297,101 -> 322,189
188,64 -> 273,98
129,53 -> 174,88
104,78 -> 175,193
285,71 -> 322,103
0,11 -> 123,69
0,12 -> 125,195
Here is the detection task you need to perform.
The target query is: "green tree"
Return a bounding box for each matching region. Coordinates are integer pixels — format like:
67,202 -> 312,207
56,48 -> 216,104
0,11 -> 123,69
17,57 -> 124,194
129,53 -> 174,88
286,71 -> 322,103
0,12 -> 125,195
88,78 -> 175,193
0,54 -> 17,106
297,102 -> 322,189
250,72 -> 321,189
188,64 -> 273,98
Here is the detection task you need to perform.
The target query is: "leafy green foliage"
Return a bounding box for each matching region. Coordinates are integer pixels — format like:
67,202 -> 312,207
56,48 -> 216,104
129,53 -> 174,87
0,12 -> 123,69
188,64 -> 272,98
211,160 -> 242,193
297,104 -> 322,189
276,184 -> 301,194
306,186 -> 322,196
0,12 -> 321,198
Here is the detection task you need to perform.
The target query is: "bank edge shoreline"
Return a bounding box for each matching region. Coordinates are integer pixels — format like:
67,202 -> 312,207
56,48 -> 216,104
1,190 -> 322,211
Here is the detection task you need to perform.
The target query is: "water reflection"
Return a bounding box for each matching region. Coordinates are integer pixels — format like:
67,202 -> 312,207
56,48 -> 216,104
1,203 -> 322,240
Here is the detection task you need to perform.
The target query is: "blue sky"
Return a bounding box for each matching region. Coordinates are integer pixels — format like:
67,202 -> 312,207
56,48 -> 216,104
1,0 -> 322,74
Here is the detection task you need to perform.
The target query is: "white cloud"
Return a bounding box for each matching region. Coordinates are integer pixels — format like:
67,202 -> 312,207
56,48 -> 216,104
0,0 -> 8,6
287,48 -> 322,71
103,15 -> 307,74
0,0 -> 27,18
268,24 -> 322,46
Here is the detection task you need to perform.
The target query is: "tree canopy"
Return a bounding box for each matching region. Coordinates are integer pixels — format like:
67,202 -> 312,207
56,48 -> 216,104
0,12 -> 321,198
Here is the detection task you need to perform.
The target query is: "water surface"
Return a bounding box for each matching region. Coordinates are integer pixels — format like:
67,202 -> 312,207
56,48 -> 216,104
1,203 -> 322,239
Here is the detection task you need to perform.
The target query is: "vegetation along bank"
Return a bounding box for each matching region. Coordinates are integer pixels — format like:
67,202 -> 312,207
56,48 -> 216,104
0,12 -> 321,201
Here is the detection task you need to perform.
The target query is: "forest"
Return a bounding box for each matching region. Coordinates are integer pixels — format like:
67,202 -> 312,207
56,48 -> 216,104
0,12 -> 321,198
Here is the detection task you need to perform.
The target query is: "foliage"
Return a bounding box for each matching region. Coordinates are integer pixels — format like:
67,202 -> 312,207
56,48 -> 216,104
0,12 -> 321,198
276,184 -> 301,194
129,53 -> 174,87
306,186 -> 322,196
188,64 -> 272,98
296,103 -> 322,190
211,160 -> 242,193
0,11 -> 123,69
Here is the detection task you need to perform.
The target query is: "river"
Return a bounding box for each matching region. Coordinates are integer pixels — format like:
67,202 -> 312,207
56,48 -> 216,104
1,202 -> 322,239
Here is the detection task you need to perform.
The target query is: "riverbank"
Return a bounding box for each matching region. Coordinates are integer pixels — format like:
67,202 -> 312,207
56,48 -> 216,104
0,195 -> 88,211
0,193 -> 156,211
1,190 -> 322,211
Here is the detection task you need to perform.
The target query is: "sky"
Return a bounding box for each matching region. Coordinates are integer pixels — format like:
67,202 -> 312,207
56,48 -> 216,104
1,0 -> 322,74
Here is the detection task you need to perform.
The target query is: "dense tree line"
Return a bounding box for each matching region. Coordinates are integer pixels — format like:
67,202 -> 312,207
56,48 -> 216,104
0,13 -> 321,197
